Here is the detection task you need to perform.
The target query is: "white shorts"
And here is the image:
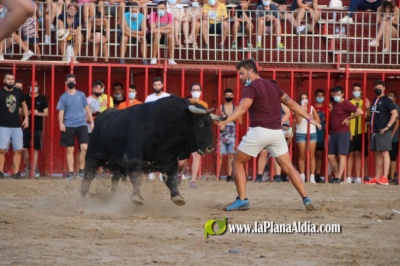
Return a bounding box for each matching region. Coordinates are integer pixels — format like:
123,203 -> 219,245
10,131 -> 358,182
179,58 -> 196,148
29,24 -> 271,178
0,126 -> 23,151
238,127 -> 288,158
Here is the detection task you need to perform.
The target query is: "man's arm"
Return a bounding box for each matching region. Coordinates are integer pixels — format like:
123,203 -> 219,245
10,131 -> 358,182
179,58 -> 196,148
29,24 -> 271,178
391,117 -> 399,139
218,98 -> 253,127
58,110 -> 66,132
281,103 -> 290,125
281,93 -> 321,129
85,105 -> 95,131
20,101 -> 29,129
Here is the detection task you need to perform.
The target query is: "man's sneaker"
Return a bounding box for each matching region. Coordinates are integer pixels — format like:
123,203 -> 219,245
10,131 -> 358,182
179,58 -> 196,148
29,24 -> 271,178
296,24 -> 309,35
254,175 -> 262,182
77,169 -> 85,178
346,177 -> 353,184
354,177 -> 362,184
365,177 -> 377,185
189,181 -> 197,189
148,173 -> 155,180
0,55 -> 4,61
377,176 -> 389,185
0,172 -> 4,179
309,174 -> 316,183
368,39 -> 379,47
303,197 -> 315,211
34,170 -> 40,179
24,167 -> 31,176
226,175 -> 234,182
158,173 -> 163,181
256,41 -> 262,49
168,59 -> 177,65
247,41 -> 253,48
143,59 -> 149,65
44,35 -> 51,44
277,43 -> 285,50
225,196 -> 249,211
150,58 -> 157,65
65,172 -> 76,181
315,174 -> 322,183
273,175 -> 282,182
300,173 -> 305,183
11,173 -> 22,179
21,50 -> 34,61
231,41 -> 237,49
339,16 -> 353,23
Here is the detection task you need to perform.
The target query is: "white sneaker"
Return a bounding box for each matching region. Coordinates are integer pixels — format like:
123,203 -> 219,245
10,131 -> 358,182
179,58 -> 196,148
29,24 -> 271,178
310,174 -> 316,183
0,55 -> 4,61
45,35 -> 51,44
339,16 -> 353,23
150,58 -> 157,65
148,173 -> 155,180
368,39 -> 379,47
50,24 -> 55,30
300,173 -> 305,183
355,177 -> 362,184
382,47 -> 390,53
158,173 -> 163,181
168,59 -> 177,65
21,50 -> 34,61
181,174 -> 186,180
346,177 -> 352,184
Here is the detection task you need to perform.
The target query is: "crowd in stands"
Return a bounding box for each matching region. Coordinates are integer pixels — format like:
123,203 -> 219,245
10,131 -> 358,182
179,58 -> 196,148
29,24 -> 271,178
0,0 -> 398,63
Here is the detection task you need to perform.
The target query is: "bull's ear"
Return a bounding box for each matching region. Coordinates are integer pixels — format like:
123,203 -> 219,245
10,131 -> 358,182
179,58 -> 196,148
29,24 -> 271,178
210,114 -> 225,121
188,105 -> 208,114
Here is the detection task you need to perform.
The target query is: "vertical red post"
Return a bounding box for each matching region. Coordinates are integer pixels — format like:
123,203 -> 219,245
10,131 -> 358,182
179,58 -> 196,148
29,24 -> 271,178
361,72 -> 367,182
49,65 -> 55,178
145,67 -> 149,97
125,66 -> 130,101
29,65 -> 36,178
180,68 -> 185,97
305,71 -> 312,183
324,72 -> 331,183
107,65 -> 111,108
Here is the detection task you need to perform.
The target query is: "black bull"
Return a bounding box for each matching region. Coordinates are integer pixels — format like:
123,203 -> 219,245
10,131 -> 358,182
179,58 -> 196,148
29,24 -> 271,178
81,96 -> 222,206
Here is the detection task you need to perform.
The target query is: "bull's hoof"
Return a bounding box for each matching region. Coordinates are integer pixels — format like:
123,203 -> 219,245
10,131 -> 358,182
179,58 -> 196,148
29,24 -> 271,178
171,195 -> 185,206
131,195 -> 144,206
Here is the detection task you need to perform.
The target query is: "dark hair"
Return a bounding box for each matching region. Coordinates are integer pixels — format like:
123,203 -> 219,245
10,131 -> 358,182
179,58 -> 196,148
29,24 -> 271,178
92,79 -> 103,87
190,83 -> 202,91
374,80 -> 385,87
333,86 -> 344,94
15,79 -> 23,84
389,90 -> 397,98
157,1 -> 166,6
381,0 -> 395,13
129,2 -> 139,7
113,82 -> 123,89
153,77 -> 163,84
224,88 -> 234,94
129,84 -> 137,90
315,88 -> 325,95
235,59 -> 259,74
352,83 -> 362,89
95,12 -> 102,19
65,73 -> 75,81
329,87 -> 335,93
4,72 -> 14,78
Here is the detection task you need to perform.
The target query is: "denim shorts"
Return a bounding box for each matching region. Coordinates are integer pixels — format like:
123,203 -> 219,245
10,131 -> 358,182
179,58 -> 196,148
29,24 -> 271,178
296,133 -> 317,143
0,126 -> 23,151
220,142 -> 235,154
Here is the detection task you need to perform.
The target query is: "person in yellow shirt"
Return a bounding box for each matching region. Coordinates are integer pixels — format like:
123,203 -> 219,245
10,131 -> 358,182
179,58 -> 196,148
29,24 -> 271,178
347,83 -> 370,184
117,84 -> 143,109
201,0 -> 229,48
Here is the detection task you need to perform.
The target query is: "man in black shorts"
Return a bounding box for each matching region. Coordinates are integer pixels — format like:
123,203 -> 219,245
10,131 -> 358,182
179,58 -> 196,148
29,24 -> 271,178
388,91 -> 399,184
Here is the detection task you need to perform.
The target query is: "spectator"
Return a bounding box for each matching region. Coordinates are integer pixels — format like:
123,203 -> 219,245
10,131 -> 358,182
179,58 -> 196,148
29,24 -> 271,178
102,0 -> 126,26
290,0 -> 320,34
117,84 -> 143,109
87,12 -> 110,62
145,77 -> 171,102
387,90 -> 399,184
217,88 -> 241,182
58,2 -> 83,62
346,83 -> 370,184
313,88 -> 327,183
295,93 -> 320,183
365,80 -> 398,185
273,121 -> 293,182
148,1 -> 177,65
368,0 -> 399,53
182,0 -> 201,48
121,2 -> 148,64
0,32 -> 34,61
20,12 -> 41,60
14,79 -> 23,89
201,0 -> 229,48
112,82 -> 125,108
256,0 -> 285,49
167,0 -> 187,48
271,0 -> 309,34
328,86 -> 363,184
231,0 -> 253,49
340,0 -> 382,23
43,0 -> 67,44
56,74 -> 94,180
78,0 -> 95,28
22,80 -> 49,179
0,72 -> 29,179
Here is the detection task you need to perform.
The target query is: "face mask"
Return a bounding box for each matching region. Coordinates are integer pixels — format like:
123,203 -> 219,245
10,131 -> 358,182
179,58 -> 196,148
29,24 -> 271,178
352,91 -> 361,98
374,88 -> 382,96
158,10 -> 165,17
208,0 -> 216,6
333,96 -> 341,102
191,91 -> 201,99
101,88 -> 104,93
67,82 -> 75,89
129,92 -> 136,99
244,70 -> 252,86
316,97 -> 324,103
94,92 -> 102,97
283,130 -> 288,136
29,86 -> 39,94
263,1 -> 271,6
154,88 -> 163,94
131,13 -> 138,19
5,83 -> 14,89
192,2 -> 199,7
301,99 -> 308,105
225,97 -> 233,102
388,96 -> 394,100
169,0 -> 176,4
114,93 -> 122,99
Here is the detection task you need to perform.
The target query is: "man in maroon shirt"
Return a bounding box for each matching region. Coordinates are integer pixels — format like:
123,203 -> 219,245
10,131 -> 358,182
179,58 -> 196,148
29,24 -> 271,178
328,86 -> 363,184
219,59 -> 321,211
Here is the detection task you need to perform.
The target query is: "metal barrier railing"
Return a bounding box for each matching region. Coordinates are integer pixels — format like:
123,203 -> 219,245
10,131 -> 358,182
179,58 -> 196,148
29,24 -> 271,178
0,2 -> 399,67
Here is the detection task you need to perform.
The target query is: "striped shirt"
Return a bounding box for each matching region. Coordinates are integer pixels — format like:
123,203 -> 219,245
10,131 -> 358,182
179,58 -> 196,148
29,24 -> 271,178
20,17 -> 37,39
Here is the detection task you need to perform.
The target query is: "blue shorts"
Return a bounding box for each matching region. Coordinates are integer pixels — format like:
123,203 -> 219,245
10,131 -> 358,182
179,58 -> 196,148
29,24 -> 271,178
0,126 -> 23,151
295,133 -> 317,143
23,36 -> 39,43
220,142 -> 235,154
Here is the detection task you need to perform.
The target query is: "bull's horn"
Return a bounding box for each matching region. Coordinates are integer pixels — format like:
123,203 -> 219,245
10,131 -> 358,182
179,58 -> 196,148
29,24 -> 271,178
188,105 -> 208,114
210,114 -> 222,121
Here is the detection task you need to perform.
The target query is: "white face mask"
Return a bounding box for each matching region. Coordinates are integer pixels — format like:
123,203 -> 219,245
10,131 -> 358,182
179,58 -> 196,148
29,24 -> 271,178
263,1 -> 271,6
301,99 -> 308,105
388,96 -> 394,100
29,86 -> 39,94
128,92 -> 136,99
191,91 -> 201,99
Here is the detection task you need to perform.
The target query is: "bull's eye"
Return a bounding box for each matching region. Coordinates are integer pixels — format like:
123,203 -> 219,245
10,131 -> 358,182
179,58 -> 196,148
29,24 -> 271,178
197,120 -> 204,128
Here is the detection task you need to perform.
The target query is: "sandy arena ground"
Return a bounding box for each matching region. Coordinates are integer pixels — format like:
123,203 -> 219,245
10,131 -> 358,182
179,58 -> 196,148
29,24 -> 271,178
0,176 -> 399,266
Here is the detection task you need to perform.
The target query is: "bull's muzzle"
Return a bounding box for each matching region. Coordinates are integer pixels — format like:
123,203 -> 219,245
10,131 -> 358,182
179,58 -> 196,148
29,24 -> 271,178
197,146 -> 214,156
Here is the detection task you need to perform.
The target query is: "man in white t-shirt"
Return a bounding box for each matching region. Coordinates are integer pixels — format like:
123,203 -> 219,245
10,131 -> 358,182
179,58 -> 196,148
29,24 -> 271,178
145,77 -> 170,103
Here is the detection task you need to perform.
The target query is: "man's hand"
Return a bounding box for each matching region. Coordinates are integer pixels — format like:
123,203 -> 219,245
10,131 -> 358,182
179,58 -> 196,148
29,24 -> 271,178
22,118 -> 29,129
59,122 -> 66,132
379,126 -> 389,135
34,109 -> 40,116
365,98 -> 370,109
90,123 -> 95,131
342,117 -> 350,126
311,120 -> 322,130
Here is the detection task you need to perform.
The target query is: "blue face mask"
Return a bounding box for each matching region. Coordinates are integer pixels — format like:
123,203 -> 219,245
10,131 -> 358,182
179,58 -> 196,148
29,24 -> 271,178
192,2 -> 199,7
316,97 -> 324,103
245,79 -> 252,86
208,0 -> 216,6
128,92 -> 136,99
131,13 -> 138,19
158,10 -> 165,17
334,95 -> 341,102
352,91 -> 361,98
169,0 -> 176,4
